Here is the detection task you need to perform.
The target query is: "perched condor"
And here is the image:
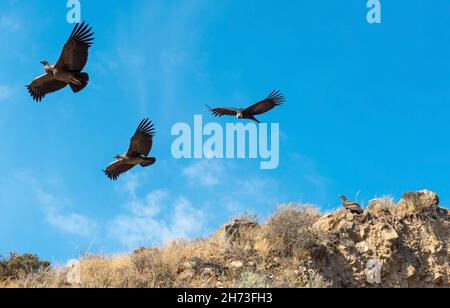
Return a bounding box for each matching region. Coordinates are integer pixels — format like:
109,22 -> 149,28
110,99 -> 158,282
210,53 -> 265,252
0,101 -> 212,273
27,21 -> 94,102
339,195 -> 364,215
207,90 -> 285,123
104,119 -> 156,181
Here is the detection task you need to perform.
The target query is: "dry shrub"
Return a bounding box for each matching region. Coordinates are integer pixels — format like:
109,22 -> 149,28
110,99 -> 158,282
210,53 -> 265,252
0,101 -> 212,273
223,226 -> 260,261
130,245 -> 181,288
233,212 -> 259,224
0,268 -> 64,288
299,270 -> 330,288
0,253 -> 51,282
368,196 -> 398,215
71,240 -> 200,288
263,204 -> 321,257
234,270 -> 268,288
79,255 -> 132,288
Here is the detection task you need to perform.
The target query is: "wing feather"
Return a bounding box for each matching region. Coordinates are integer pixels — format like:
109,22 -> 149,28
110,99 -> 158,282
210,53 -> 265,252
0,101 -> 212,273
206,105 -> 239,117
244,90 -> 285,116
127,119 -> 155,156
55,21 -> 94,72
26,74 -> 67,102
104,161 -> 135,181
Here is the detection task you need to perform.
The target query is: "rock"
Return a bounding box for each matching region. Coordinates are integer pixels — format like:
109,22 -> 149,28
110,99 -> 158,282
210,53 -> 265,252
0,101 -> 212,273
382,228 -> 399,242
368,199 -> 392,218
397,190 -> 440,214
433,273 -> 445,285
360,225 -> 370,239
224,219 -> 259,241
230,261 -> 244,269
182,261 -> 197,270
313,215 -> 335,232
202,268 -> 215,277
356,241 -> 369,253
179,270 -> 195,281
406,265 -> 416,279
346,213 -> 355,221
337,220 -> 354,231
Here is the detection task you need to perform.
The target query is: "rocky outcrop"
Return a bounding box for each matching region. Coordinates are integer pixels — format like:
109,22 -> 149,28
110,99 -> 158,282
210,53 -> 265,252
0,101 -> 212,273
312,190 -> 449,287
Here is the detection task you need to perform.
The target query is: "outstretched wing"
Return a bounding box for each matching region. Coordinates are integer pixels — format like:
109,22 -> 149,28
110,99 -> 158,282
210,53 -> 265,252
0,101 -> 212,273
127,119 -> 155,156
244,90 -> 285,116
55,21 -> 94,72
26,74 -> 67,102
104,161 -> 136,181
206,105 -> 239,117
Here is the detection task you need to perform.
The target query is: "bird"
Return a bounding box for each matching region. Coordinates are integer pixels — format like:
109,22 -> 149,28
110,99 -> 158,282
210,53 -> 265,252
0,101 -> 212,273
432,195 -> 440,207
26,21 -> 94,102
206,90 -> 285,123
104,119 -> 156,181
339,195 -> 364,215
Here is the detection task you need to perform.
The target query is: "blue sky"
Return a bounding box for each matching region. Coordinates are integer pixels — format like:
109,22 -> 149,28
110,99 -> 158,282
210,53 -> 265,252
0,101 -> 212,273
0,0 -> 449,262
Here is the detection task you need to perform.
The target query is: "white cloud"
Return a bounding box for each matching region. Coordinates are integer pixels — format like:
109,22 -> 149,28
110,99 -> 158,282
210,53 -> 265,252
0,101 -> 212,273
182,160 -> 224,186
14,171 -> 98,238
109,190 -> 206,249
127,189 -> 167,218
116,173 -> 143,198
45,209 -> 98,238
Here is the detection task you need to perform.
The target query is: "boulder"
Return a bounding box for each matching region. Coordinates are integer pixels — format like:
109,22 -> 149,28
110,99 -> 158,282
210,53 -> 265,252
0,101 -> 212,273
397,190 -> 440,214
224,219 -> 259,241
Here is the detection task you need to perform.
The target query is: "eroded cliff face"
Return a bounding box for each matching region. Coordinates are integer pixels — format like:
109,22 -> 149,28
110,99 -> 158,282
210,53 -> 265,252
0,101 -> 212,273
174,190 -> 449,288
312,190 -> 449,287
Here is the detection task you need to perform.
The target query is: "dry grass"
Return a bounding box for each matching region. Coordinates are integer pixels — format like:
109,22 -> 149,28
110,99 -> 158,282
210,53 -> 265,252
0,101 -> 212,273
262,204 -> 321,257
368,196 -> 398,215
1,204 -> 329,288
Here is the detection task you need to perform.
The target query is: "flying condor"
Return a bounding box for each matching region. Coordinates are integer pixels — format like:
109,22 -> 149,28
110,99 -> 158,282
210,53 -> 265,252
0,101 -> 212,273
207,90 -> 285,123
26,21 -> 94,102
104,119 -> 157,181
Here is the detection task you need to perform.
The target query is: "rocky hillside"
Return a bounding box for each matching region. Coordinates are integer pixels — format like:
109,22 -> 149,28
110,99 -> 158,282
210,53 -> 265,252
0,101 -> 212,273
1,190 -> 448,288
311,190 -> 448,287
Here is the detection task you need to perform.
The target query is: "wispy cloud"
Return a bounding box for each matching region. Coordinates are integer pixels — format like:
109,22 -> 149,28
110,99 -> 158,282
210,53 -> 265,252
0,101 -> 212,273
109,189 -> 206,249
304,174 -> 331,188
115,172 -> 143,198
45,209 -> 98,238
182,160 -> 224,187
14,171 -> 98,238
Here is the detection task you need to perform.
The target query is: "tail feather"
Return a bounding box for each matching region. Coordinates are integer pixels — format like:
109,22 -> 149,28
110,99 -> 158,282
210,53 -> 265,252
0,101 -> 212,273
70,72 -> 89,93
140,157 -> 156,168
